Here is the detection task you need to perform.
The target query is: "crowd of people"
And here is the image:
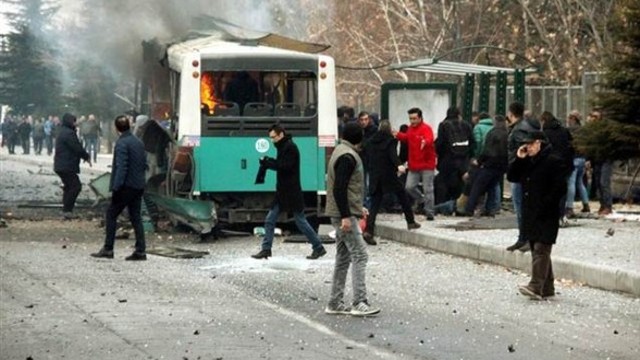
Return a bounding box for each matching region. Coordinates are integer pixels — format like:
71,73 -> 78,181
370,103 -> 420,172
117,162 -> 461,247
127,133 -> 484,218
1,113 -> 107,161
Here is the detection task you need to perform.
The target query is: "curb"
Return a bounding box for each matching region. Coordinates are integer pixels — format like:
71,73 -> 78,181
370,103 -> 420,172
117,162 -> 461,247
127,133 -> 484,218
376,223 -> 640,297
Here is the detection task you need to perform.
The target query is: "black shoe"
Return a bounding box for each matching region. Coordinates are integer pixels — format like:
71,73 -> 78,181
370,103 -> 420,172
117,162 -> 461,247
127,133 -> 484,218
517,242 -> 531,253
125,252 -> 147,261
62,212 -> 79,220
362,232 -> 377,245
306,247 -> 327,259
251,249 -> 272,259
426,214 -> 435,221
407,222 -> 421,230
506,241 -> 527,252
90,248 -> 114,259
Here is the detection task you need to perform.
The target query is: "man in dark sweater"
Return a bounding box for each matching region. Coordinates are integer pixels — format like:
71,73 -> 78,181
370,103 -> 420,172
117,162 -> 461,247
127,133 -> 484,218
91,115 -> 148,261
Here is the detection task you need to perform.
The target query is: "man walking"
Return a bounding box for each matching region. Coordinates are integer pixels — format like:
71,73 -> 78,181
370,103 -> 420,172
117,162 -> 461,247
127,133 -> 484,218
507,130 -> 569,300
395,107 -> 436,220
251,124 -> 326,260
325,122 -> 380,316
91,115 -> 148,261
53,113 -> 91,220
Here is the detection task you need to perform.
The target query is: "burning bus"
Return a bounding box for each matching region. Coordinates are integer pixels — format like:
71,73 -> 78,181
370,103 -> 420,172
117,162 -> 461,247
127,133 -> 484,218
139,23 -> 337,235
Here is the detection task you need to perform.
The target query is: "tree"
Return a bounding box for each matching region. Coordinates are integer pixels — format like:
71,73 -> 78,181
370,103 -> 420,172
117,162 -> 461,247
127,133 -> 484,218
0,0 -> 62,116
574,0 -> 640,162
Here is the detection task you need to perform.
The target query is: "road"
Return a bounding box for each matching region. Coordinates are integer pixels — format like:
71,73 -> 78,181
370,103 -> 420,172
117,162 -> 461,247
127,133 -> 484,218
1,156 -> 639,360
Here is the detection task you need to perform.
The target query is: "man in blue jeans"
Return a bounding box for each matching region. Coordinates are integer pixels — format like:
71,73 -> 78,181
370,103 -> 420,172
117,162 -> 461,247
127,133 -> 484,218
251,124 -> 326,260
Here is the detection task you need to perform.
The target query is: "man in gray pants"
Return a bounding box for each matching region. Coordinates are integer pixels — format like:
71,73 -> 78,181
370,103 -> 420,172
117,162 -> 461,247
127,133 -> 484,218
324,122 -> 381,317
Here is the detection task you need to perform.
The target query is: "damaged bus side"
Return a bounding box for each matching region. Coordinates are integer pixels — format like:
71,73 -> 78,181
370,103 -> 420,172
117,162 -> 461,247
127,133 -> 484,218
140,36 -> 337,234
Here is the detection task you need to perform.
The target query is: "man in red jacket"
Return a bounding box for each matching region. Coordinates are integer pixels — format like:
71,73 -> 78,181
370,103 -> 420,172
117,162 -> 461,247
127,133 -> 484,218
395,107 -> 436,220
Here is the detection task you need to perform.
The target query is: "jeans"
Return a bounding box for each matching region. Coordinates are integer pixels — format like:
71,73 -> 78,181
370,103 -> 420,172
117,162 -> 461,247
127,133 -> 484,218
260,203 -> 323,251
485,182 -> 501,213
104,187 -> 145,253
45,135 -> 53,155
56,171 -> 82,213
565,157 -> 589,208
405,170 -> 435,216
465,168 -> 503,214
33,137 -> 44,154
328,217 -> 369,307
600,160 -> 613,208
84,136 -> 98,162
511,182 -> 523,242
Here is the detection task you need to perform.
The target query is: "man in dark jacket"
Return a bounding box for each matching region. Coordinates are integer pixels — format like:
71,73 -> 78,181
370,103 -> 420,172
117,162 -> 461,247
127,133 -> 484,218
507,130 -> 569,300
251,124 -> 326,260
505,102 -> 542,252
53,113 -> 91,219
18,116 -> 32,154
92,115 -> 148,261
463,116 -> 509,215
435,107 -> 475,205
363,120 -> 420,245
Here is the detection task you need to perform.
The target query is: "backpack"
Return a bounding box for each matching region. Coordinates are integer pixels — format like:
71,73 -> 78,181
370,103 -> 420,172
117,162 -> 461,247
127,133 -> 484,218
446,120 -> 471,156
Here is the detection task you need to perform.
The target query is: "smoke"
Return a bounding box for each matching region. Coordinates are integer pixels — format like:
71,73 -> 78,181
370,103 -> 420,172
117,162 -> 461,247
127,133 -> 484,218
47,0 -> 319,95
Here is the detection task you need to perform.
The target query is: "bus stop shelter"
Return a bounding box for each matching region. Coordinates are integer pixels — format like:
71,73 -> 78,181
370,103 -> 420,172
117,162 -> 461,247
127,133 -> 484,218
388,58 -> 537,120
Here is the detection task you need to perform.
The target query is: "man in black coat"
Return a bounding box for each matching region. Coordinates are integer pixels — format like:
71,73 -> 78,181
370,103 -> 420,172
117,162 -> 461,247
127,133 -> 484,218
53,113 -> 91,219
251,124 -> 326,260
507,130 -> 569,300
363,120 -> 420,245
92,115 -> 148,261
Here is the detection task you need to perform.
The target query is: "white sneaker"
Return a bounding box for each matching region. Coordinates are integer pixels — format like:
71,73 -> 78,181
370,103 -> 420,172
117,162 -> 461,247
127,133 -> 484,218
350,302 -> 381,316
324,302 -> 351,315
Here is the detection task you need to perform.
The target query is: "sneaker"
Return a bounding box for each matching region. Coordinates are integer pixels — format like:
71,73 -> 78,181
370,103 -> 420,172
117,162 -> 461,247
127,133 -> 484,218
407,222 -> 421,230
362,232 -> 377,245
518,285 -> 542,300
90,248 -> 114,259
350,302 -> 381,316
125,252 -> 147,261
324,302 -> 352,315
306,247 -> 327,260
565,208 -> 576,218
251,249 -> 272,259
62,212 -> 79,220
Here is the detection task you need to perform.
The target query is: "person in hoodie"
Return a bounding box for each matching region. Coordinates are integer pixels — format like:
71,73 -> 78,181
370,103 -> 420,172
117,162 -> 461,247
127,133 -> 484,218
394,107 -> 436,220
251,124 -> 327,260
53,113 -> 91,220
363,120 -> 421,245
507,130 -> 569,300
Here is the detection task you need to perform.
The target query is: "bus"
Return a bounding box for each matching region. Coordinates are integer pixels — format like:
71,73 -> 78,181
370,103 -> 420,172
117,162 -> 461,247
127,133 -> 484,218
141,33 -> 337,233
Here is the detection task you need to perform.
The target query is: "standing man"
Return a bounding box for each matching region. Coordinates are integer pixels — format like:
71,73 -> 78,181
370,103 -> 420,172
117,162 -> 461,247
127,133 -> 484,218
18,116 -> 32,154
251,124 -> 326,260
32,118 -> 45,155
44,115 -> 54,155
91,115 -> 148,261
325,122 -> 380,316
357,111 -> 377,210
505,102 -> 541,252
507,130 -> 569,300
84,114 -> 100,163
435,107 -> 474,205
395,107 -> 436,220
53,113 -> 91,220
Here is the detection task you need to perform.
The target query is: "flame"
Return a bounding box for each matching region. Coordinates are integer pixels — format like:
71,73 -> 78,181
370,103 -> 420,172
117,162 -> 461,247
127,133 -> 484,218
200,72 -> 217,115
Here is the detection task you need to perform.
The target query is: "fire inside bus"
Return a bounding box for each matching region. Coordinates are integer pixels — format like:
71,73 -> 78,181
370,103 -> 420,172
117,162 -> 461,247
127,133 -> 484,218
141,34 -> 337,233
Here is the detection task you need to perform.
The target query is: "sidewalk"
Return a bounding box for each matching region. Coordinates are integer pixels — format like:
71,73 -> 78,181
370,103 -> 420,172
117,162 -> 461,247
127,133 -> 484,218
2,147 -> 638,297
376,213 -> 640,296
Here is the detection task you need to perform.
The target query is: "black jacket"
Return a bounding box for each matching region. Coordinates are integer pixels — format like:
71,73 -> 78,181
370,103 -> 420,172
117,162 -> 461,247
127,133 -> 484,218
478,125 -> 508,172
53,117 -> 89,174
263,134 -> 305,213
435,117 -> 474,172
507,145 -> 569,244
543,117 -> 575,171
507,117 -> 541,166
367,130 -> 404,194
110,130 -> 147,191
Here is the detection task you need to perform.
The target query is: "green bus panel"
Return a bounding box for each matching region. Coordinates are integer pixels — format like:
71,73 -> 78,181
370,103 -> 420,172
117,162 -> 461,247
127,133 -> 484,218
194,137 -> 324,192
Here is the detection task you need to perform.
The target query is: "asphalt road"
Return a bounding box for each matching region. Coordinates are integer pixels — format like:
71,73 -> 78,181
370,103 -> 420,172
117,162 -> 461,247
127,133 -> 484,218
1,154 -> 639,360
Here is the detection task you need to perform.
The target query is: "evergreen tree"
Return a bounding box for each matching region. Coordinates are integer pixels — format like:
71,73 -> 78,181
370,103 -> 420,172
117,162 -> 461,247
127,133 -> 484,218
0,0 -> 62,116
575,0 -> 640,161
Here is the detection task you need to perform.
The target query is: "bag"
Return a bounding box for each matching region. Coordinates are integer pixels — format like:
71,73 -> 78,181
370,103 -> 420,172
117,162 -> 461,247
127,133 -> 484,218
447,121 -> 470,156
